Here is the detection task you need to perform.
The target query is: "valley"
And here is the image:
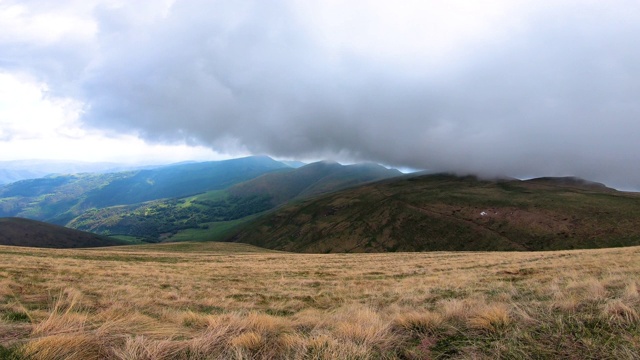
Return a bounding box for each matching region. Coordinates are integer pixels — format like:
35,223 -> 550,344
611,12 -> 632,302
0,156 -> 291,226
0,157 -> 401,244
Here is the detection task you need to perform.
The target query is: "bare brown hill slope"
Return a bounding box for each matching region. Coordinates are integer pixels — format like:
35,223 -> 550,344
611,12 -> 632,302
228,173 -> 640,253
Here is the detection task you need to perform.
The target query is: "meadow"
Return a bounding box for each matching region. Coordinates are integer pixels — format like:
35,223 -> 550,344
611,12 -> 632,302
0,242 -> 639,359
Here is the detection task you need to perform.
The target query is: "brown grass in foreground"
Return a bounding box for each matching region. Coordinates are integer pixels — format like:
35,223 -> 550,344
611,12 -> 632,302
0,243 -> 639,359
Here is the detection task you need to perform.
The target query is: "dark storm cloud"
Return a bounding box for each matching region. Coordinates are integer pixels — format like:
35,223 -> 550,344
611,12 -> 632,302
3,1 -> 640,189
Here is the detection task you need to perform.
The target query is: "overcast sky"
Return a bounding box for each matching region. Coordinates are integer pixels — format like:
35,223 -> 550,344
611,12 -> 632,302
1,0 -> 640,188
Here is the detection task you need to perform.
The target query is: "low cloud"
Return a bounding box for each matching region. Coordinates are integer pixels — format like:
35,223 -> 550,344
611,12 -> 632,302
3,0 -> 640,189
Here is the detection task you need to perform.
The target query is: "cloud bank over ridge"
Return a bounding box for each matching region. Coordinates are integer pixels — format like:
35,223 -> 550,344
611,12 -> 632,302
2,0 -> 640,188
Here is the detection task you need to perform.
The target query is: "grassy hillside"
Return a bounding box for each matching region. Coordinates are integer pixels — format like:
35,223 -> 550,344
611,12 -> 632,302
66,161 -> 401,242
228,161 -> 402,206
0,217 -> 125,248
67,192 -> 271,242
82,156 -> 288,208
0,243 -> 638,359
229,173 -> 640,252
0,156 -> 288,225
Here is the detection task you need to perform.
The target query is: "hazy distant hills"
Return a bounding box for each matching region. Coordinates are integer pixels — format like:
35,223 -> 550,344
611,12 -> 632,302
228,173 -> 640,253
0,160 -> 146,185
0,168 -> 47,186
0,156 -> 289,225
81,156 -> 289,208
67,161 -> 402,241
0,217 -> 124,248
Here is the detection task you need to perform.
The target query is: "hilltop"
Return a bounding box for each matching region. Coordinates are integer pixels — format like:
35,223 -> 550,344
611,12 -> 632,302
0,217 -> 124,248
228,173 -> 640,252
227,161 -> 402,206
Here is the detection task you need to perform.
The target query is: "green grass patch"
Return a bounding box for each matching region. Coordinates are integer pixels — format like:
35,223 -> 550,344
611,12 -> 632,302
185,190 -> 228,203
0,345 -> 22,360
3,311 -> 30,322
110,241 -> 277,254
165,216 -> 260,242
110,235 -> 146,244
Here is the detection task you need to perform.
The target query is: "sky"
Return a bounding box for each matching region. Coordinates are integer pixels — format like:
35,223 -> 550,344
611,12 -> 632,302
1,0 -> 640,189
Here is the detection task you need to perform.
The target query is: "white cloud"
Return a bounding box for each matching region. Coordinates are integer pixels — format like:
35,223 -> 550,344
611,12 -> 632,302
0,72 -> 82,139
0,72 -> 224,163
0,1 -> 97,44
293,0 -> 533,70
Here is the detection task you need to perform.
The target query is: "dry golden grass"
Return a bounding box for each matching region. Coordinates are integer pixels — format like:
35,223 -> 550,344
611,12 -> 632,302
0,242 -> 639,359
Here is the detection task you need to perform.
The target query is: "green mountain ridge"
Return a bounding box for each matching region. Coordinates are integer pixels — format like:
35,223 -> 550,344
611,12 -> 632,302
0,217 -> 125,248
83,156 -> 288,208
66,161 -> 402,242
0,156 -> 289,225
226,173 -> 640,253
228,161 -> 402,206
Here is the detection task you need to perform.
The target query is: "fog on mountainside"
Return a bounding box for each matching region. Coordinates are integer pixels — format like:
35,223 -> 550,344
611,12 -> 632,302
2,2 -> 640,190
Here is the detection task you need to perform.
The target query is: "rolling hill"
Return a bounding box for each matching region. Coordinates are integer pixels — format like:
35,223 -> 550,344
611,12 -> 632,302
66,161 -> 402,242
227,161 -> 402,206
0,159 -> 139,185
227,173 -> 640,252
0,217 -> 124,248
0,156 -> 289,225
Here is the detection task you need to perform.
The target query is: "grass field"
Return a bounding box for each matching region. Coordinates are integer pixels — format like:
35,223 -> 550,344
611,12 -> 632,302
0,243 -> 639,359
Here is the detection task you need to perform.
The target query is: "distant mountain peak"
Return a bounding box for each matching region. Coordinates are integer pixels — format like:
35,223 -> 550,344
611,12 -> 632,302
280,160 -> 307,168
525,176 -> 610,190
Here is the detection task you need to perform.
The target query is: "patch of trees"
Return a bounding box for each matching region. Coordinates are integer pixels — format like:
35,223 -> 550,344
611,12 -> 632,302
77,195 -> 273,242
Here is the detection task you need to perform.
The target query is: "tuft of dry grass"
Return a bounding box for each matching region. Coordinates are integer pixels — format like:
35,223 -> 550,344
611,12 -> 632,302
31,289 -> 86,337
229,331 -> 264,352
392,310 -> 443,334
110,336 -> 184,360
468,303 -> 511,332
623,282 -> 639,301
602,299 -> 640,325
0,242 -> 639,359
21,333 -> 104,360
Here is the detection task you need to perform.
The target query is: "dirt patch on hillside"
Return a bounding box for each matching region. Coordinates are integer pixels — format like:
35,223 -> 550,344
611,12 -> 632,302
450,206 -> 573,235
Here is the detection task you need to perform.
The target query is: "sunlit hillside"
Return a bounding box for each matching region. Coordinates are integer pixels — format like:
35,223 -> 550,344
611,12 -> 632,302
1,242 -> 638,359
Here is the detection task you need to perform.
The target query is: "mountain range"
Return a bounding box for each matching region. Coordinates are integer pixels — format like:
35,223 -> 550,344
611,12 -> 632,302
0,159 -> 154,185
0,156 -> 289,225
0,156 -> 402,243
227,173 -> 640,252
2,156 -> 640,253
66,161 -> 401,242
